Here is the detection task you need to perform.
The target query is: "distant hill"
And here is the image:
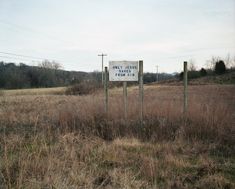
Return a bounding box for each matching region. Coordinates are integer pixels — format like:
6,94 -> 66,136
155,71 -> 235,86
3,61 -> 232,90
0,61 -> 175,89
189,71 -> 235,85
0,61 -> 96,89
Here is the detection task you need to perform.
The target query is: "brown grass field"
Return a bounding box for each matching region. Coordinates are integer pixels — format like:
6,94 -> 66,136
0,84 -> 235,188
0,87 -> 66,96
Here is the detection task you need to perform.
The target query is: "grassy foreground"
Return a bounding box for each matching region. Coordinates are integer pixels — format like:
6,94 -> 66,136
0,84 -> 234,188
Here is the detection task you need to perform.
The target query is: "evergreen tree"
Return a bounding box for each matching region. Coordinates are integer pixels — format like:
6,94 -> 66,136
215,60 -> 226,74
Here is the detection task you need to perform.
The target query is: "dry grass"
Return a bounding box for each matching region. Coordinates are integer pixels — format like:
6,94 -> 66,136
0,84 -> 235,188
1,87 -> 66,96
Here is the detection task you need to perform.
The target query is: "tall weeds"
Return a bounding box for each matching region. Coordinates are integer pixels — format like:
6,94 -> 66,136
0,85 -> 234,188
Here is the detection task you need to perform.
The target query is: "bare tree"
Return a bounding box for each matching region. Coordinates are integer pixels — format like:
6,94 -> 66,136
38,60 -> 62,70
188,59 -> 197,71
224,54 -> 232,68
230,55 -> 235,69
51,61 -> 63,70
206,56 -> 220,70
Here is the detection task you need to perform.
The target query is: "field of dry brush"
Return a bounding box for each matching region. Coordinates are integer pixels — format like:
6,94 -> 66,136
0,84 -> 234,188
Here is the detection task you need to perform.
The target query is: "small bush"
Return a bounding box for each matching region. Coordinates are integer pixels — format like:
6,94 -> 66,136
65,80 -> 102,95
178,71 -> 201,80
200,68 -> 207,76
178,72 -> 184,80
188,70 -> 201,79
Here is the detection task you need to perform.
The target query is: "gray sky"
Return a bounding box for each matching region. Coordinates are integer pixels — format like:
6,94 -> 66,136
0,0 -> 234,73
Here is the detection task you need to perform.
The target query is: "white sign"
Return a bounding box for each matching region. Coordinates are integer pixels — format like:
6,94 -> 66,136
109,61 -> 139,81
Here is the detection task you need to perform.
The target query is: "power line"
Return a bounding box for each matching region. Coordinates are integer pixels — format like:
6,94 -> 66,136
0,51 -> 61,62
0,20 -> 75,45
1,20 -> 234,59
0,20 -> 78,65
1,20 -> 234,55
0,51 -> 46,61
0,55 -> 40,63
154,46 -> 235,62
0,51 -> 79,69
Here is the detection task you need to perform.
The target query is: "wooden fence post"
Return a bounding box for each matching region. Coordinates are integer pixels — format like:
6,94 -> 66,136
139,60 -> 143,126
104,67 -> 108,115
183,61 -> 188,115
123,81 -> 127,119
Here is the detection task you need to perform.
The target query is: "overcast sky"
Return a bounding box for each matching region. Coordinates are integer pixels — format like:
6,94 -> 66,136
0,0 -> 234,73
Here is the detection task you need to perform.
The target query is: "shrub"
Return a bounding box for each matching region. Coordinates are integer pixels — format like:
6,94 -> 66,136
178,71 -> 201,80
215,60 -> 226,74
200,68 -> 207,76
65,80 -> 102,95
188,70 -> 201,79
178,72 -> 184,80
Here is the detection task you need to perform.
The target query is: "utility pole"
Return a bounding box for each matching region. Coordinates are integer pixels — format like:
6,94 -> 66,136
98,54 -> 107,84
156,65 -> 159,82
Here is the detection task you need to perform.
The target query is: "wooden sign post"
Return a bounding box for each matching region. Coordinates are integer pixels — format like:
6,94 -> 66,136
109,61 -> 141,121
139,60 -> 143,127
123,81 -> 127,119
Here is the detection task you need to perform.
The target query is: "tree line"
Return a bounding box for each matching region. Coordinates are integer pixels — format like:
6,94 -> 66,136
0,60 -> 174,89
0,61 -> 90,89
178,57 -> 235,80
1,56 -> 234,89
